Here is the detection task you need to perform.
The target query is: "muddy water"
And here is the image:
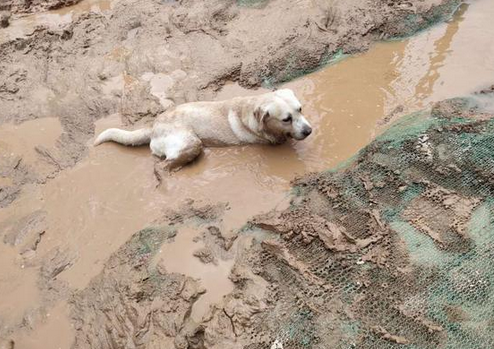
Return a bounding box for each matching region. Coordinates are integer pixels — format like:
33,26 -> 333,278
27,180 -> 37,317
22,115 -> 162,289
1,0 -> 494,346
11,302 -> 74,349
154,226 -> 235,322
283,0 -> 494,171
0,115 -> 165,345
0,242 -> 39,325
0,117 -> 62,164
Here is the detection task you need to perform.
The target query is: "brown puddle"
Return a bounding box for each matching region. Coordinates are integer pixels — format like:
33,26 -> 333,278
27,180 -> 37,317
26,115 -> 162,289
282,0 -> 494,171
9,302 -> 74,349
153,226 -> 235,322
0,242 -> 40,326
2,0 -> 494,346
0,117 -> 62,164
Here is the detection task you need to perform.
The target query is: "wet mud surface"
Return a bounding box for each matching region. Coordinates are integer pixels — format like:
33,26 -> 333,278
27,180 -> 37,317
2,0 -> 494,348
249,95 -> 494,348
0,0 -> 83,15
27,95 -> 494,349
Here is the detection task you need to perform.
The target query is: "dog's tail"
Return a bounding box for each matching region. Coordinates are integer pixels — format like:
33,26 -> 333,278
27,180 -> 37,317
94,128 -> 152,146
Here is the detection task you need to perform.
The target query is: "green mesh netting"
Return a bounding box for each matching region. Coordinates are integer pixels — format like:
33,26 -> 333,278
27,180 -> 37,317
248,95 -> 494,348
237,0 -> 268,8
389,0 -> 462,39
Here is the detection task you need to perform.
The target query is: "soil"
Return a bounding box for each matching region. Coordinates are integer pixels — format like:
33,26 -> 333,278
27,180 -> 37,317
244,95 -> 494,348
0,0 -> 83,14
2,0 -> 494,348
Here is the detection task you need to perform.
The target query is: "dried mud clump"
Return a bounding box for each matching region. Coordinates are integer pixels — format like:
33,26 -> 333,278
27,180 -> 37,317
0,11 -> 10,27
242,97 -> 494,348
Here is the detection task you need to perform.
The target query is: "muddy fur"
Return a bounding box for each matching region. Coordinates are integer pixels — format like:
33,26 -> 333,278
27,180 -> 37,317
94,89 -> 312,170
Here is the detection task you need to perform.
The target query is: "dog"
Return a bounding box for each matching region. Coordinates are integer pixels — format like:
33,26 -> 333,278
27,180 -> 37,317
94,88 -> 312,170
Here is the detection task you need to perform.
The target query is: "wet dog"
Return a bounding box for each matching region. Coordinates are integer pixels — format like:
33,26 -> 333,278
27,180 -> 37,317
94,89 -> 312,170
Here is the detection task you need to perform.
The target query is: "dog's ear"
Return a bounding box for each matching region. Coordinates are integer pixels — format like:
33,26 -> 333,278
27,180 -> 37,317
254,107 -> 270,123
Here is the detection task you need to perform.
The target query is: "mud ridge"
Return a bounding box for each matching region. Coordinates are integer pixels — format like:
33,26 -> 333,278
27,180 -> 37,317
239,96 -> 494,348
1,0 -> 83,14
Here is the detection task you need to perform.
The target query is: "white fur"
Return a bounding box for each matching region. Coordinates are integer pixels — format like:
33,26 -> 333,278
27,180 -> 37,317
94,89 -> 312,170
94,128 -> 152,146
228,110 -> 262,144
293,115 -> 311,138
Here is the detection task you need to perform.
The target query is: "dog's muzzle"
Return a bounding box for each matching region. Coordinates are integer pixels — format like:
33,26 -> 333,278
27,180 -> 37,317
294,115 -> 312,140
301,126 -> 312,138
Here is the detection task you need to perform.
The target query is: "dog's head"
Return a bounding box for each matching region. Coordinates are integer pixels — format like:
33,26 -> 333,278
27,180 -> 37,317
254,89 -> 312,143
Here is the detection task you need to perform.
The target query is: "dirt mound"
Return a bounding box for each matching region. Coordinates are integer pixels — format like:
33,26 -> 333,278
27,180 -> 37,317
243,96 -> 494,348
70,201 -> 228,349
71,226 -> 197,349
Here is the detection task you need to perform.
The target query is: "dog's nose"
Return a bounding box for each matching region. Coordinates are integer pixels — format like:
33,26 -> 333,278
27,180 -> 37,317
302,127 -> 312,137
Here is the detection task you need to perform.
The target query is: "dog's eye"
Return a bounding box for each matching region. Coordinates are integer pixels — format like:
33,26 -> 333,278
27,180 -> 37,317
297,106 -> 302,113
282,115 -> 292,123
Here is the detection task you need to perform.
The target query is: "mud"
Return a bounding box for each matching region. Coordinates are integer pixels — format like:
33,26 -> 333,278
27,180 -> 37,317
153,225 -> 236,323
63,91 -> 494,348
244,95 -> 494,348
0,11 -> 10,27
2,0 -> 494,348
0,0 -> 81,15
12,302 -> 74,349
67,201 -> 261,349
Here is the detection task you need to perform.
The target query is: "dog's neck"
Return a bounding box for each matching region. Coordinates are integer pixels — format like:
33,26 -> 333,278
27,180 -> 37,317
227,111 -> 267,144
259,128 -> 287,144
243,113 -> 287,145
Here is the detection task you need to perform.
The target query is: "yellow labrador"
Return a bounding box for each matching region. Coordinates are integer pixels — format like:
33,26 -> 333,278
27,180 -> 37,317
94,89 -> 312,170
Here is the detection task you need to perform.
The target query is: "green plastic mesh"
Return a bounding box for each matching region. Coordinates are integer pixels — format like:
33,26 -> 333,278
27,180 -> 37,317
246,95 -> 494,348
390,0 -> 462,39
237,0 -> 268,8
